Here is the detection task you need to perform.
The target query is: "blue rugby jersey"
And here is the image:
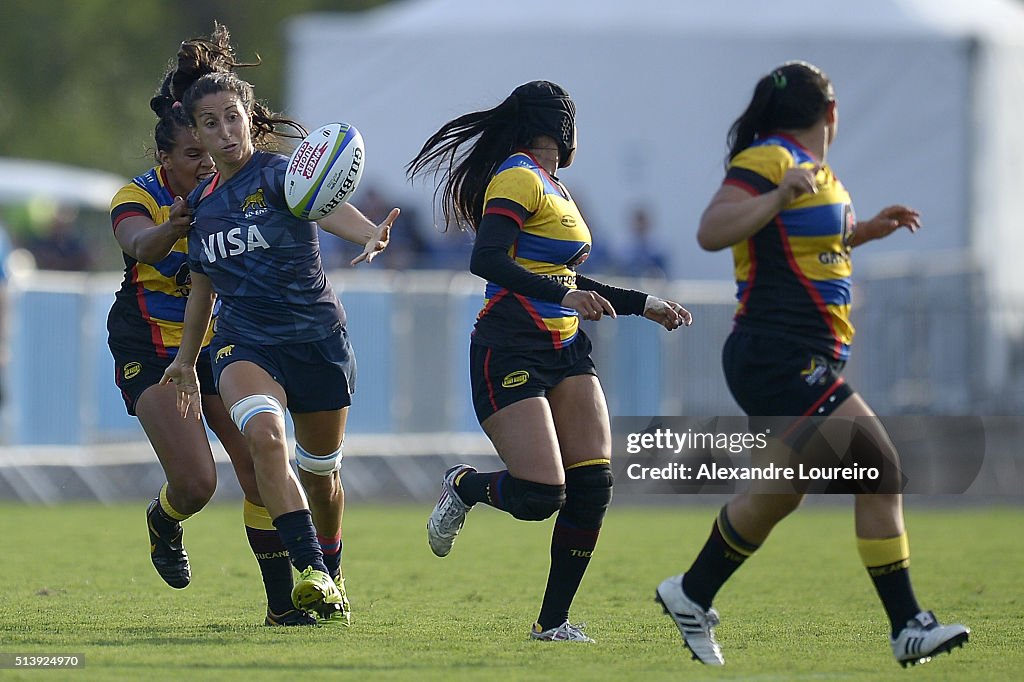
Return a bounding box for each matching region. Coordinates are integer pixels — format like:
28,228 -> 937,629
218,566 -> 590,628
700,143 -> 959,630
724,135 -> 855,361
474,151 -> 592,351
187,151 -> 345,344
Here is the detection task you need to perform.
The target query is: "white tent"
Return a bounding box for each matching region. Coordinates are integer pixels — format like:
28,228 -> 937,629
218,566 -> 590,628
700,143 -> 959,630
0,158 -> 125,211
286,0 -> 1024,292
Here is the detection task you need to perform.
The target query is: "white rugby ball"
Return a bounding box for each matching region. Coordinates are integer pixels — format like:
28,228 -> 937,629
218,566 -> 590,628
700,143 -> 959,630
285,122 -> 365,220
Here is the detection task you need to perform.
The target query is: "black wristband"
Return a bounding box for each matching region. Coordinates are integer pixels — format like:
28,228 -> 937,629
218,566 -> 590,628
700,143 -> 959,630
575,275 -> 648,316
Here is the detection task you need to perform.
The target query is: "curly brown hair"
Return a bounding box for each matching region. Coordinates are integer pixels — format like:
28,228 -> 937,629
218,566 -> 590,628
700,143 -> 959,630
165,22 -> 306,148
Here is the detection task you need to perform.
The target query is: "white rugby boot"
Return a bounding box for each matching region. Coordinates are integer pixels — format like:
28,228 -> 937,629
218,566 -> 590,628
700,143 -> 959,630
655,573 -> 725,666
426,464 -> 475,557
530,621 -> 595,643
891,610 -> 969,667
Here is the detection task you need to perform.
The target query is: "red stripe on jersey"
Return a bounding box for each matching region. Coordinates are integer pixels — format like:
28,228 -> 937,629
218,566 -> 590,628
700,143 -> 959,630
513,292 -> 563,349
484,206 -> 525,228
157,166 -> 182,200
772,132 -> 815,157
131,264 -> 168,358
483,348 -> 498,412
111,208 -> 150,232
735,236 -> 758,320
519,150 -> 564,197
723,178 -> 759,196
477,289 -> 509,321
200,173 -> 221,201
776,216 -> 841,358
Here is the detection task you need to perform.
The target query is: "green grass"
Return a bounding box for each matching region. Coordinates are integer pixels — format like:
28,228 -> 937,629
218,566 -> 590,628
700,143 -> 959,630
0,502 -> 1020,681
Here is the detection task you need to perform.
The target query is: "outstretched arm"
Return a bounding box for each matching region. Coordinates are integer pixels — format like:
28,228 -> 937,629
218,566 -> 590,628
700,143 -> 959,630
318,203 -> 400,265
577,275 -> 691,331
847,205 -> 921,248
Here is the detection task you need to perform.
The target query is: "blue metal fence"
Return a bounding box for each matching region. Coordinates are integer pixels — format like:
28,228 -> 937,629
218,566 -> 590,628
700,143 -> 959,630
0,265 -> 999,446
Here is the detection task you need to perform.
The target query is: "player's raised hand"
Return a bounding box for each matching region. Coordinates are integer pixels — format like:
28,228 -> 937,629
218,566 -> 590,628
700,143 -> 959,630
352,207 -> 400,266
643,296 -> 692,331
563,289 -> 616,321
861,205 -> 921,240
159,360 -> 203,420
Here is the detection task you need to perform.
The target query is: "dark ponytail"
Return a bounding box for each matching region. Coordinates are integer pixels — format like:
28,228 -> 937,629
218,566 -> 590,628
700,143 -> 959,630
406,95 -> 533,231
148,72 -> 190,158
170,22 -> 251,102
725,61 -> 835,166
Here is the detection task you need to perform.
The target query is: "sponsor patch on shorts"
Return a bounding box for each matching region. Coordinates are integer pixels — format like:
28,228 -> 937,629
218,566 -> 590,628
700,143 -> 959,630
123,362 -> 142,380
502,370 -> 530,388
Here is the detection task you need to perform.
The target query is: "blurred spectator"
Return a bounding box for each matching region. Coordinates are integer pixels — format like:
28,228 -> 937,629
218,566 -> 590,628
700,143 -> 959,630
618,206 -> 669,279
568,190 -> 615,275
362,186 -> 432,270
427,218 -> 474,270
319,184 -> 476,271
23,205 -> 95,271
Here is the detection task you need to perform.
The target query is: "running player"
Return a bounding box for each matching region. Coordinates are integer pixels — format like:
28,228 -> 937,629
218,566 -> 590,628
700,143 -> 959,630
109,77 -> 316,626
654,61 -> 969,667
407,80 -> 691,642
159,24 -> 396,626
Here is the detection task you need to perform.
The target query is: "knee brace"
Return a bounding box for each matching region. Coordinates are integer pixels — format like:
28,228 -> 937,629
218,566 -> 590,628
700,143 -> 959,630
561,461 -> 613,527
229,394 -> 284,433
503,476 -> 566,521
295,441 -> 343,476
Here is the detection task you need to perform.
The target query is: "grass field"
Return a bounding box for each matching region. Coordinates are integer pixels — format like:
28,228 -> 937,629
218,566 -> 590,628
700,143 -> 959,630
0,501 -> 1020,681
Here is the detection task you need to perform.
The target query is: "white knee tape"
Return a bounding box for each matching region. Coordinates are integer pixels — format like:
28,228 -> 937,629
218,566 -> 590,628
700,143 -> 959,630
296,442 -> 343,476
229,394 -> 284,433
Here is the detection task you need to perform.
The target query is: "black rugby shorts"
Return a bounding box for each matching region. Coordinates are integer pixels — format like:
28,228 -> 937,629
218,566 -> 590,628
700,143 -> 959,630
469,329 -> 597,424
110,345 -> 217,416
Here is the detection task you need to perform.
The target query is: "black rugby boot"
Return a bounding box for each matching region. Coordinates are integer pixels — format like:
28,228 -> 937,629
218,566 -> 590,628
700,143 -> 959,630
146,498 -> 191,588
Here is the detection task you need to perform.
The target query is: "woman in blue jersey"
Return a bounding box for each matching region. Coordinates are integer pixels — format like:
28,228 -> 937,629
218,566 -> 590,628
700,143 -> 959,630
159,27 -> 396,626
407,81 -> 691,642
654,61 -> 968,667
109,69 -> 318,626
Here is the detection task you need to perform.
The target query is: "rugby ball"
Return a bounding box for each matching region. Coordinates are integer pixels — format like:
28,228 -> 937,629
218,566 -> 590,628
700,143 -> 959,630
285,122 -> 365,220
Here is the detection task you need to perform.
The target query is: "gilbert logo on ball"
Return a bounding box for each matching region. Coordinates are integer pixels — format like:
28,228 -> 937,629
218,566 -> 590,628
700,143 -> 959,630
285,122 -> 365,220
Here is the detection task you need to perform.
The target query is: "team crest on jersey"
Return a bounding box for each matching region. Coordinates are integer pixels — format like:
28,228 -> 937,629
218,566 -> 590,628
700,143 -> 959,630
215,345 -> 234,362
240,188 -> 269,218
560,214 -> 577,228
841,204 -> 856,248
565,243 -> 591,268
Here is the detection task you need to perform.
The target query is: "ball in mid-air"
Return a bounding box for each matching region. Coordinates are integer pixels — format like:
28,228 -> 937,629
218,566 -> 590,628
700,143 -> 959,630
285,122 -> 365,220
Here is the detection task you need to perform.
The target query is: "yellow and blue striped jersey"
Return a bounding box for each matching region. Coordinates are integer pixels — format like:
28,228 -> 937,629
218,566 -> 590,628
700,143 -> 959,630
725,135 -> 855,360
108,166 -> 215,357
475,151 -> 591,350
